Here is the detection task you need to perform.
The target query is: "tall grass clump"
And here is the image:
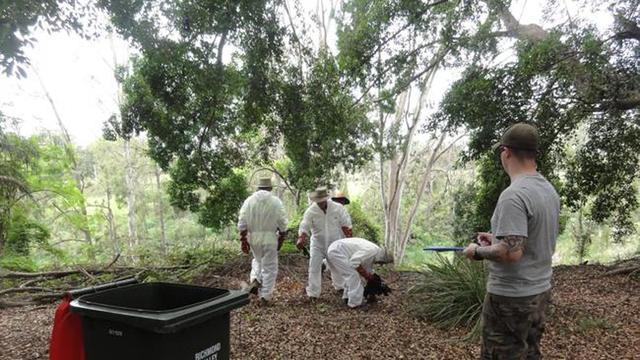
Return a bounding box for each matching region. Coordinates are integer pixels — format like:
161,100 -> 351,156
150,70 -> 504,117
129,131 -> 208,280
407,254 -> 487,341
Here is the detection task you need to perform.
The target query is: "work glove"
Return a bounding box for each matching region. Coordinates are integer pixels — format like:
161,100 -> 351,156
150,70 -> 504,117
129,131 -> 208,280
356,266 -> 374,280
277,231 -> 286,251
240,230 -> 250,254
342,226 -> 353,238
241,239 -> 250,254
296,234 -> 307,251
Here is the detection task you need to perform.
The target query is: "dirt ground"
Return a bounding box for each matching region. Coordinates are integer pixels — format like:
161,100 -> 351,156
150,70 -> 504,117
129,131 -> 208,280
1,258 -> 639,359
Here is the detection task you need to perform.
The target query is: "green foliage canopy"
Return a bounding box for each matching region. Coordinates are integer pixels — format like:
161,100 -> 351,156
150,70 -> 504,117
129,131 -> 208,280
100,0 -> 375,230
0,0 -> 100,77
435,1 -> 640,237
0,122 -> 37,253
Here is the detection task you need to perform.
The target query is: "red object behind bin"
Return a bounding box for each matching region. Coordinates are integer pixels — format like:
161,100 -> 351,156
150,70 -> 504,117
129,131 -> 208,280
49,294 -> 86,360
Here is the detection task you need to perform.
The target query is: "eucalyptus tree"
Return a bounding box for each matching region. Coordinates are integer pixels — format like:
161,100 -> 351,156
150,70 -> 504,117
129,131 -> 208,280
86,138 -> 161,260
99,0 -> 375,231
436,0 -> 640,238
335,0 -> 499,263
32,67 -> 97,255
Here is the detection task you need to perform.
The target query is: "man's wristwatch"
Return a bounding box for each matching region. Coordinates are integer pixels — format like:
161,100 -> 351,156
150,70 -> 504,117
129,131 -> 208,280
472,247 -> 483,261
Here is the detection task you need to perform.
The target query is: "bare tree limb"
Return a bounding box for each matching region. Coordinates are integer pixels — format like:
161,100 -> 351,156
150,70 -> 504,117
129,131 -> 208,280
603,266 -> 640,277
102,254 -> 121,270
615,13 -> 640,42
0,287 -> 57,297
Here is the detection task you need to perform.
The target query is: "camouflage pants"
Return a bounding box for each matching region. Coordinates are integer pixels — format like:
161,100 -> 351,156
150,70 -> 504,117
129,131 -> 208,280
481,290 -> 551,360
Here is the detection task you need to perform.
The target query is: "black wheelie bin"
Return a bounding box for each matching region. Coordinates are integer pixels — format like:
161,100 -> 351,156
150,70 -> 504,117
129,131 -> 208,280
70,282 -> 249,360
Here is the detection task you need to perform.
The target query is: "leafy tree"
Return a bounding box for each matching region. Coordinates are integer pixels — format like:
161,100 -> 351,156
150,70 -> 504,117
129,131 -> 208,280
0,124 -> 89,265
436,0 -> 640,238
0,0 -> 100,77
346,200 -> 382,244
28,134 -> 96,260
86,138 -> 170,260
4,208 -> 50,256
0,121 -> 37,254
335,0 -> 492,263
100,0 -> 374,231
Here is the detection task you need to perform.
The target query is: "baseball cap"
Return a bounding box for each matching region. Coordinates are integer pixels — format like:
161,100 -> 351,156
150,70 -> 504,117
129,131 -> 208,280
491,123 -> 539,152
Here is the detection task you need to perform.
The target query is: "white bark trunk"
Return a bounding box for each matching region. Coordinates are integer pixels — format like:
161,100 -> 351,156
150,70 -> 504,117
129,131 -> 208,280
105,186 -> 119,256
383,68 -> 434,262
125,139 -> 137,262
155,165 -> 167,256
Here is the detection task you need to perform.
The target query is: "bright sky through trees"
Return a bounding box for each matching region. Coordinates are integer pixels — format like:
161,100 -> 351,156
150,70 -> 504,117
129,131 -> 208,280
0,0 -> 606,147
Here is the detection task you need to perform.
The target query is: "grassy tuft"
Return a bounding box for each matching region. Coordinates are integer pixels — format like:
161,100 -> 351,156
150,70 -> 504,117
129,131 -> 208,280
407,254 -> 487,341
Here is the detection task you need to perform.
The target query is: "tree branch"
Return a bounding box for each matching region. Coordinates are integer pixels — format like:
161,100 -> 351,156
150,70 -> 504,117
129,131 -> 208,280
615,13 -> 640,43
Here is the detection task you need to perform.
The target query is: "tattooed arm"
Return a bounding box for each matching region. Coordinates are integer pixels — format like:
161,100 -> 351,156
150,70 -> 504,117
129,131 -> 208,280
463,235 -> 527,263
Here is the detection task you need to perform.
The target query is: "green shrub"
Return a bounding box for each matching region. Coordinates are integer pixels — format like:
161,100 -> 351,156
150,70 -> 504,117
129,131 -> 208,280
5,210 -> 51,256
347,200 -> 382,244
407,254 -> 487,341
0,254 -> 37,272
285,212 -> 303,245
280,241 -> 298,253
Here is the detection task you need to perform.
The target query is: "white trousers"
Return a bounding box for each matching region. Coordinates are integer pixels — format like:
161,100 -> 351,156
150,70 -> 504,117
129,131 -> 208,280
327,246 -> 364,308
306,244 -> 345,297
250,243 -> 278,300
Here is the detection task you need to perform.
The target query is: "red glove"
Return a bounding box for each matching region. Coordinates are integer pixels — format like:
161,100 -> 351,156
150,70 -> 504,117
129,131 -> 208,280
296,233 -> 307,251
356,266 -> 373,280
241,239 -> 250,254
277,231 -> 286,251
240,230 -> 249,254
342,226 -> 352,238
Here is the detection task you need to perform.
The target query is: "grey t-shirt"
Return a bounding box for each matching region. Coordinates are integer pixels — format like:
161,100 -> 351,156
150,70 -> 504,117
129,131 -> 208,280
487,173 -> 560,297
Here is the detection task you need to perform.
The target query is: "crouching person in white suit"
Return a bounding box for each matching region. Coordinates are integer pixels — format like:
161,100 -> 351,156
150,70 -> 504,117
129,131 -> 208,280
326,238 -> 394,308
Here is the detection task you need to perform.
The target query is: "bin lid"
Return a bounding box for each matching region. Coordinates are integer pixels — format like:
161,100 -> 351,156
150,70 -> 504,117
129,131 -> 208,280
70,282 -> 249,333
77,282 -> 229,313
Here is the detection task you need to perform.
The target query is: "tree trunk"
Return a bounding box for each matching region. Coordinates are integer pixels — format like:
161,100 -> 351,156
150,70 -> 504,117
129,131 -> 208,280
396,132 -> 463,264
380,90 -> 410,256
124,139 -> 137,262
155,165 -> 167,256
105,186 -> 119,256
572,208 -> 592,264
0,230 -> 5,255
381,64 -> 434,262
275,174 -> 284,201
34,67 -> 94,262
295,189 -> 301,210
79,205 -> 96,263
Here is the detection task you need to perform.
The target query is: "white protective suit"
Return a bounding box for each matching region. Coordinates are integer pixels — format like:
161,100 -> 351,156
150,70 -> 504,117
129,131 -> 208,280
299,199 -> 352,298
237,190 -> 287,300
327,237 -> 386,308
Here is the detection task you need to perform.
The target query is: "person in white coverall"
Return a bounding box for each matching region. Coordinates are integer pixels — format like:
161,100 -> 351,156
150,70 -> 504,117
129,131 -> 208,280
237,177 -> 287,304
327,237 -> 394,308
297,187 -> 352,299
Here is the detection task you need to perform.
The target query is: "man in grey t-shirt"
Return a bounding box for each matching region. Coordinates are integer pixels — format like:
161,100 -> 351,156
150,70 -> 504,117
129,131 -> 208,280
463,123 -> 560,360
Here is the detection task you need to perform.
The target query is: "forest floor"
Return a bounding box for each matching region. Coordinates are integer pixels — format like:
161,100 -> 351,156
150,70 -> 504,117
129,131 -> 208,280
1,255 -> 639,359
